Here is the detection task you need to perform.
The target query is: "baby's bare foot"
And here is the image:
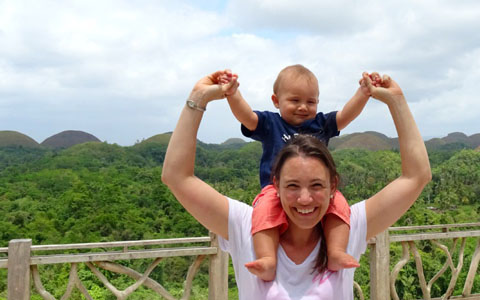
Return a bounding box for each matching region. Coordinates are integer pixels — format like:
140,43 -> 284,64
327,251 -> 360,271
245,257 -> 276,281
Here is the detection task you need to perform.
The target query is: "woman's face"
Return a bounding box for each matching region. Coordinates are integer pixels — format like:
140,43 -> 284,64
275,155 -> 334,231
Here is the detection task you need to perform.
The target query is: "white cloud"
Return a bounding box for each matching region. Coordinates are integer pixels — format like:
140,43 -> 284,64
0,0 -> 479,145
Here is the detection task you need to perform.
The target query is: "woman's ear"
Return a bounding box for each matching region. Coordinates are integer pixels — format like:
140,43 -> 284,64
273,177 -> 280,196
330,175 -> 339,196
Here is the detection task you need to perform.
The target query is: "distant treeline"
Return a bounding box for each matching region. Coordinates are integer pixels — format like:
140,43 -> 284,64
0,141 -> 479,299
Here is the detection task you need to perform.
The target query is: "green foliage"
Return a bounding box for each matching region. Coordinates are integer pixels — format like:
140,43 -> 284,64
0,143 -> 479,298
430,150 -> 480,209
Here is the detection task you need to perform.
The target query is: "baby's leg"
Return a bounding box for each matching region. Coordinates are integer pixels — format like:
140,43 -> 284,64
324,214 -> 359,271
247,184 -> 287,281
245,227 -> 279,281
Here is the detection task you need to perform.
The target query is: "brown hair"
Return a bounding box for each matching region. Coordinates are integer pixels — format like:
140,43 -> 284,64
273,64 -> 319,95
271,134 -> 339,274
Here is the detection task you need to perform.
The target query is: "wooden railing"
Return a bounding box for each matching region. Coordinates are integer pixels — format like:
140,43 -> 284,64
0,232 -> 228,300
367,222 -> 480,300
2,223 -> 480,299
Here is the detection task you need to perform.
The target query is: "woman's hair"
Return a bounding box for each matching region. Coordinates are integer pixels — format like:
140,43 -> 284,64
271,134 -> 339,274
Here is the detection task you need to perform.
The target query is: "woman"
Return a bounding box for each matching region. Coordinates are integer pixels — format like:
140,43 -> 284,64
161,71 -> 431,299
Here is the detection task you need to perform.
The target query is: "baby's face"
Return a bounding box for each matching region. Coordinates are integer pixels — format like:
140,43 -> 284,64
273,75 -> 319,126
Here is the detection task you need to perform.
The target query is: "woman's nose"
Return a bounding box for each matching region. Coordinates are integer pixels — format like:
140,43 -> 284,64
297,188 -> 312,204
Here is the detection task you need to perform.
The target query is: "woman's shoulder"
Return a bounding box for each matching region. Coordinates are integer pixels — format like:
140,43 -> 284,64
227,197 -> 253,217
346,200 -> 368,258
349,200 -> 367,233
219,198 -> 253,256
350,201 -> 366,218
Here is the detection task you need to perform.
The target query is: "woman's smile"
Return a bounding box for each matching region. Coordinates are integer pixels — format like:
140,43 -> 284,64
296,207 -> 316,214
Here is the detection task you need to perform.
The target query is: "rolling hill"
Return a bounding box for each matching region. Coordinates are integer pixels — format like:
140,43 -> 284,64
329,131 -> 395,151
2,129 -> 480,151
0,131 -> 40,148
329,131 -> 480,151
133,133 -> 172,147
41,130 -> 101,149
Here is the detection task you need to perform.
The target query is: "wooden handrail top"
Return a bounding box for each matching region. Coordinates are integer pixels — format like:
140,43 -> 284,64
410,294 -> 480,300
0,236 -> 211,253
389,229 -> 480,242
0,245 -> 218,269
389,222 -> 480,231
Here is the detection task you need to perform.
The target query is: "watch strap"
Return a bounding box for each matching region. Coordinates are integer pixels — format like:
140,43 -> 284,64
186,99 -> 206,112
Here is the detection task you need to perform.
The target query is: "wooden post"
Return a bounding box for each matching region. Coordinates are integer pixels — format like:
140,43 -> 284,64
8,239 -> 32,300
208,232 -> 228,300
370,230 -> 390,300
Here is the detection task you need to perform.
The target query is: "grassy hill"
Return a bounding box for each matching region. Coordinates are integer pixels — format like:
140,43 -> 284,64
222,138 -> 246,145
41,130 -> 101,149
329,131 -> 480,151
425,132 -> 480,150
2,129 -> 480,151
330,131 -> 395,151
135,133 -> 172,146
0,131 -> 40,148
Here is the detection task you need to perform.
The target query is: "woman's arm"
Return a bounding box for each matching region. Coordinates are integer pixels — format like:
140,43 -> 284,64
364,73 -> 432,240
161,70 -> 239,240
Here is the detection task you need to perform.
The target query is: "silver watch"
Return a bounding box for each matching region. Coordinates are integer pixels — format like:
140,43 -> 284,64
186,99 -> 206,112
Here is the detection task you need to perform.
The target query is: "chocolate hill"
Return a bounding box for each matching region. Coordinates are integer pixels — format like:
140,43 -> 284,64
41,130 -> 101,149
222,138 -> 247,146
329,131 -> 480,151
425,132 -> 480,150
329,131 -> 395,151
0,131 -> 41,148
1,130 -> 480,151
134,133 -> 172,146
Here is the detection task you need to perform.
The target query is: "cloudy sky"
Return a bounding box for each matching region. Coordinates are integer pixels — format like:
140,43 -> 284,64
1,0 -> 479,146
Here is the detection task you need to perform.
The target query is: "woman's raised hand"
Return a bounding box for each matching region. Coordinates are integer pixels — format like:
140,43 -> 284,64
188,69 -> 239,106
361,72 -> 404,104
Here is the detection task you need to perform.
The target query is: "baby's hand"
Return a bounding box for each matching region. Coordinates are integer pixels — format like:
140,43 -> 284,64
217,74 -> 231,84
359,72 -> 383,97
217,70 -> 236,84
217,70 -> 239,97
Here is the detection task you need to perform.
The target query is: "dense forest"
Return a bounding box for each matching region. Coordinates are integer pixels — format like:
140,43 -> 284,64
0,138 -> 479,299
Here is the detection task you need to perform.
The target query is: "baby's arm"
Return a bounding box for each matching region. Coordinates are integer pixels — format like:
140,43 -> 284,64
335,73 -> 381,131
227,90 -> 258,131
219,71 -> 258,131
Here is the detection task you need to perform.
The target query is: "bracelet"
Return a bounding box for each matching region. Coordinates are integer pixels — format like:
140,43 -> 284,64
186,99 -> 206,112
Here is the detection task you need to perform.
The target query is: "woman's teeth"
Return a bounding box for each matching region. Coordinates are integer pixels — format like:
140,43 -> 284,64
297,208 -> 314,214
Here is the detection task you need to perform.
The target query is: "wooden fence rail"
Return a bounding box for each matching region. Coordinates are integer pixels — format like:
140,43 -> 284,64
368,222 -> 480,300
2,223 -> 480,299
0,232 -> 228,300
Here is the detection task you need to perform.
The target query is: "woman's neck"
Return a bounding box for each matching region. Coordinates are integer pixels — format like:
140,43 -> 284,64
280,225 -> 321,264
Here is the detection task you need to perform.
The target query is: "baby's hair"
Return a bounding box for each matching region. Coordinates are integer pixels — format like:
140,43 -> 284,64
273,64 -> 319,95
